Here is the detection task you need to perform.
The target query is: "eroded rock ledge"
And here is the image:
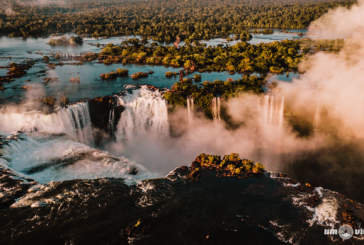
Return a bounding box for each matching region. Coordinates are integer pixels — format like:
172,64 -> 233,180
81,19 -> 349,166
0,154 -> 363,245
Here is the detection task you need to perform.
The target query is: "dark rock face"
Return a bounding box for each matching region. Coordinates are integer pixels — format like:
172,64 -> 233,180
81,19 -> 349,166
0,166 -> 35,209
0,60 -> 35,84
88,96 -> 124,143
284,142 -> 364,204
1,162 -> 364,245
88,96 -> 118,131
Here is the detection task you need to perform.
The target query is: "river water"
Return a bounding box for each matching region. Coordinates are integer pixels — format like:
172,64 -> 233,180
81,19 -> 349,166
0,31 -> 303,183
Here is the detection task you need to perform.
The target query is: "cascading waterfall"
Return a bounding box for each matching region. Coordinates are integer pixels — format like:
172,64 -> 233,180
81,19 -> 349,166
262,95 -> 285,128
187,97 -> 194,124
115,86 -> 169,143
263,95 -> 321,130
217,97 -> 221,120
263,95 -> 269,125
278,96 -> 285,129
64,103 -> 94,144
108,105 -> 116,135
259,94 -> 286,165
0,102 -> 94,145
313,105 -> 321,129
212,97 -> 221,121
269,96 -> 274,124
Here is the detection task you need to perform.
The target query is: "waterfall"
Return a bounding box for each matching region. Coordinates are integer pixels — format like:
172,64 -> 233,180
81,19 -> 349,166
278,96 -> 285,129
212,97 -> 221,121
63,103 -> 94,144
115,86 -> 169,143
263,95 -> 269,125
259,94 -> 285,165
262,95 -> 285,128
108,105 -> 116,135
187,97 -> 194,124
313,105 -> 321,129
0,102 -> 94,145
217,97 -> 221,121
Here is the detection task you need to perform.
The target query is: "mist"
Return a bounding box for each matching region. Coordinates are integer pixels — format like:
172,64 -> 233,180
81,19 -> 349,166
106,0 -> 364,202
2,0 -> 364,203
275,0 -> 364,202
1,0 -> 66,15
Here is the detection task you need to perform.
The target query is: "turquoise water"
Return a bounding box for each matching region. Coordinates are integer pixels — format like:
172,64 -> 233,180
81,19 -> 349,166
270,72 -> 300,83
0,30 -> 306,64
200,30 -> 305,46
0,31 -> 303,103
44,63 -> 242,101
249,30 -> 304,45
1,61 -> 243,102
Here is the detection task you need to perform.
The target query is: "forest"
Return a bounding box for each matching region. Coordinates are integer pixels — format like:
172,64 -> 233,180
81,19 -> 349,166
0,0 -> 348,123
97,39 -> 303,74
0,0 -> 355,42
163,75 -> 266,122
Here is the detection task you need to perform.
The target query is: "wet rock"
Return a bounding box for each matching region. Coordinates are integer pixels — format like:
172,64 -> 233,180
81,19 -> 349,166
0,60 -> 35,83
43,77 -> 59,84
88,96 -> 124,139
128,167 -> 139,176
40,96 -> 56,107
0,165 -> 35,209
79,52 -> 98,62
47,63 -> 56,69
0,155 -> 363,245
43,56 -> 50,63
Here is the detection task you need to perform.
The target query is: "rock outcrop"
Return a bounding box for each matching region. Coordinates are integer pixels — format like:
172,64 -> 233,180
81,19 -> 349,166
0,154 -> 363,245
88,96 -> 124,142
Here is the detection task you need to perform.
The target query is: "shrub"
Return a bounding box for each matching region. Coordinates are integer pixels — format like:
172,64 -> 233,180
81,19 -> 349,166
194,74 -> 201,82
131,72 -> 149,80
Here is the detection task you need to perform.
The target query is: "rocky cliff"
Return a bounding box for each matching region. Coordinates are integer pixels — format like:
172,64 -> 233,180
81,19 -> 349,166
0,154 -> 363,245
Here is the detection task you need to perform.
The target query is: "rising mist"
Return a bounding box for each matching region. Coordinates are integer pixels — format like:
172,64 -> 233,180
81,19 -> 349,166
111,0 -> 364,202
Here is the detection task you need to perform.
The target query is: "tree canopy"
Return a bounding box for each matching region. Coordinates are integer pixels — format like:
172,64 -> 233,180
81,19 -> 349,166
0,0 -> 354,42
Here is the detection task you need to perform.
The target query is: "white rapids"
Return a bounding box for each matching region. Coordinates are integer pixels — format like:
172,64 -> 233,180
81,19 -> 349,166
115,86 -> 169,143
0,86 -> 171,184
1,134 -> 155,184
0,102 -> 94,145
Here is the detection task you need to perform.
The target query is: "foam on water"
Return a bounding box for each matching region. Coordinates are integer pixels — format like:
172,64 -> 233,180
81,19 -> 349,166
1,134 -> 155,184
0,86 -> 170,183
0,103 -> 94,144
307,197 -> 339,227
115,86 -> 169,143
